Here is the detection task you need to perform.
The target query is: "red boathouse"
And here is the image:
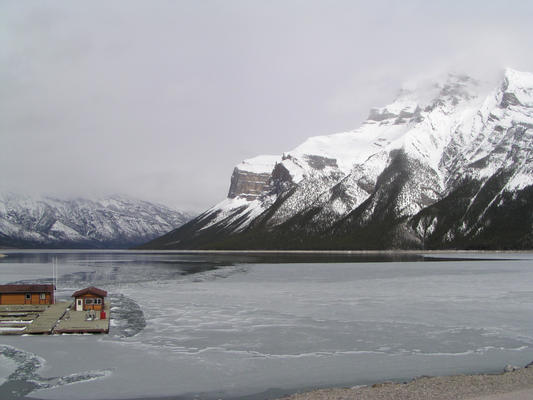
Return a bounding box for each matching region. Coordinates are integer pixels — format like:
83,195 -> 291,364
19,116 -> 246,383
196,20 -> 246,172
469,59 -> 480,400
72,286 -> 107,312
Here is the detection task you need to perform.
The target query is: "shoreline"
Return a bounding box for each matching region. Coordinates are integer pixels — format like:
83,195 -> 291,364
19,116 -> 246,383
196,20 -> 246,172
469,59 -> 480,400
55,363 -> 533,400
279,362 -> 533,400
2,248 -> 533,254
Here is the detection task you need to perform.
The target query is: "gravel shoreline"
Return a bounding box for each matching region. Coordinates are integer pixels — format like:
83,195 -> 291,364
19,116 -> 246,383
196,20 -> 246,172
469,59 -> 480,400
279,363 -> 533,400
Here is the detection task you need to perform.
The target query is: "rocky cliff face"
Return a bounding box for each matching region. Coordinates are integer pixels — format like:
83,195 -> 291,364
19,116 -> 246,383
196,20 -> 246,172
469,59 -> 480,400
141,69 -> 533,250
0,194 -> 193,249
228,170 -> 271,200
227,155 -> 279,200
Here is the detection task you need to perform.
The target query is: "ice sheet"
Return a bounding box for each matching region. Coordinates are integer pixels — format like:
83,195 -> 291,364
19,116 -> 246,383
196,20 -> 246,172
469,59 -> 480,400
0,354 -> 17,385
0,251 -> 532,400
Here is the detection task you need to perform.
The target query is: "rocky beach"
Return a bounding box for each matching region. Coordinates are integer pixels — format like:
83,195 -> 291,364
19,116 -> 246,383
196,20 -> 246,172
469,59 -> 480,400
281,363 -> 533,400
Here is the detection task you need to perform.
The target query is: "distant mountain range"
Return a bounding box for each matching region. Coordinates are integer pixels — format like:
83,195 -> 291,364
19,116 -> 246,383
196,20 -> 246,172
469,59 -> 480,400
0,193 -> 193,249
141,68 -> 533,250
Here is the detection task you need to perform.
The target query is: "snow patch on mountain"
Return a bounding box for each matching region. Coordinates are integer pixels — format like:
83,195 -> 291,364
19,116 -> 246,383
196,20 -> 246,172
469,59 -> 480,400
197,197 -> 264,232
235,155 -> 279,174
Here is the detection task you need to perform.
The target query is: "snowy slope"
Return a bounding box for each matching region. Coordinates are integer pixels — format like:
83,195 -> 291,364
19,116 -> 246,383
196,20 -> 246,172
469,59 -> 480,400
143,69 -> 533,250
0,193 -> 193,248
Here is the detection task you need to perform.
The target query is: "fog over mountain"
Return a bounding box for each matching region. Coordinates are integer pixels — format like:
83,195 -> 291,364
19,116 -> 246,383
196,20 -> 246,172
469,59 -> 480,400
2,1 -> 533,211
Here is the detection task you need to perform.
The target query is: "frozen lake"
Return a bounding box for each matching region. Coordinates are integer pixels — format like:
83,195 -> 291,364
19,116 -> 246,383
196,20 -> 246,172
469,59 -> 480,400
1,250 -> 533,400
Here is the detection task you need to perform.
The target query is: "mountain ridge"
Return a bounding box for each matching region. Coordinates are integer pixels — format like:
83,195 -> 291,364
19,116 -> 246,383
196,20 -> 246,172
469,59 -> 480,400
0,193 -> 193,249
141,68 -> 533,250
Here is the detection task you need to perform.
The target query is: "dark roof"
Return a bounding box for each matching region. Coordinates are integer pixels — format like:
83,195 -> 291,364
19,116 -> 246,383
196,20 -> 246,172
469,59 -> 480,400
0,284 -> 55,293
72,286 -> 107,298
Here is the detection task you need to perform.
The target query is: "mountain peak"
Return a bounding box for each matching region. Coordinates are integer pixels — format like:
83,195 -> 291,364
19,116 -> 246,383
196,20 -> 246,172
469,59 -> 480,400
501,68 -> 533,107
503,67 -> 533,86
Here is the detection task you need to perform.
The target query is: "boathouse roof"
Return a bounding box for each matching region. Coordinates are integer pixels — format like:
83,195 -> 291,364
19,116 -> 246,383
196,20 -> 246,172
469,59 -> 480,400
0,284 -> 55,293
72,286 -> 107,298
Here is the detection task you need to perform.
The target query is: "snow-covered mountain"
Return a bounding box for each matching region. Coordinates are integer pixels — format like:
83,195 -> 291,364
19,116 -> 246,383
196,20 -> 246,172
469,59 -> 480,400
0,193 -> 193,249
142,68 -> 533,250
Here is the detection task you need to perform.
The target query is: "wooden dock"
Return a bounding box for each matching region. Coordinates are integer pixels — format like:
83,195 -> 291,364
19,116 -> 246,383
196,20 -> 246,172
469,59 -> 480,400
54,303 -> 110,334
0,302 -> 110,335
25,302 -> 70,334
0,304 -> 47,335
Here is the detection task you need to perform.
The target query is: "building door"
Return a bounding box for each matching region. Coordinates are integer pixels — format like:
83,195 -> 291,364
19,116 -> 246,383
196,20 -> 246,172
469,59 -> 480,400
76,298 -> 83,311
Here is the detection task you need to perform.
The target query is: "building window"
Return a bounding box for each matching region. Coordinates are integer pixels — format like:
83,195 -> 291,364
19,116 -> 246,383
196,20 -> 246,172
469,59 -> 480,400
85,298 -> 94,305
40,293 -> 46,300
95,298 -> 102,305
25,294 -> 31,300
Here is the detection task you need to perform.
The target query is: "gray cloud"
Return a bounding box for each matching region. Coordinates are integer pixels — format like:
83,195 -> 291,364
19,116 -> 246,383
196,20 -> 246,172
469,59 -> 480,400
1,0 -> 533,211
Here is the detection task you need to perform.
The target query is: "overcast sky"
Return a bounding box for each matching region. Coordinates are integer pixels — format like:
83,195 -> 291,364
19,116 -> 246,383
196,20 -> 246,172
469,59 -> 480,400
1,1 -> 533,211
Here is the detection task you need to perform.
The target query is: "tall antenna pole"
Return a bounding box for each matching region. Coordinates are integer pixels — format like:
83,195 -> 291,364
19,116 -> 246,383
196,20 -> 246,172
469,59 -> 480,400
54,257 -> 57,289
